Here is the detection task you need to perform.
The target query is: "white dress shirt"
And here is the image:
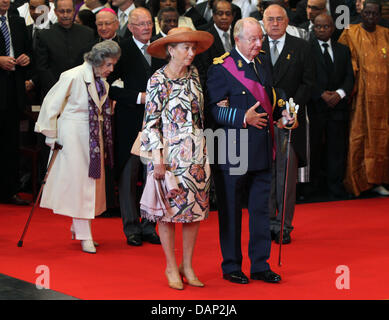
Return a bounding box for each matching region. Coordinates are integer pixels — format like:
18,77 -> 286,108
118,3 -> 135,28
268,33 -> 286,55
214,23 -> 232,52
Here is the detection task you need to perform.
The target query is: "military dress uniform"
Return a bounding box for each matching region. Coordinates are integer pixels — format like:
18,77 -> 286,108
206,48 -> 286,276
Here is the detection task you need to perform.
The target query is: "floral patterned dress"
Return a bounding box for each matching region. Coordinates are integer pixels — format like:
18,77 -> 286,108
140,65 -> 210,223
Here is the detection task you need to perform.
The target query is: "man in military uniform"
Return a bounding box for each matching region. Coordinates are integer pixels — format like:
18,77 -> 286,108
206,17 -> 294,284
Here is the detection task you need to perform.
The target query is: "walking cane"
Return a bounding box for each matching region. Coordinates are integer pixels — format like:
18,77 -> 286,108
278,99 -> 299,266
17,142 -> 63,247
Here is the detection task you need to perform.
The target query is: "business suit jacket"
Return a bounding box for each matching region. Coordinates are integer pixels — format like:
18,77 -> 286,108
184,6 -> 207,29
196,24 -> 234,86
207,48 -> 285,172
295,0 -> 346,40
262,34 -> 315,167
0,14 -> 31,112
108,36 -> 166,173
35,23 -> 96,96
293,0 -> 346,26
309,35 -> 354,120
25,23 -> 53,104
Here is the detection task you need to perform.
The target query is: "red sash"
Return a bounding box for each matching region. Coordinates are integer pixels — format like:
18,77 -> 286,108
222,56 -> 276,159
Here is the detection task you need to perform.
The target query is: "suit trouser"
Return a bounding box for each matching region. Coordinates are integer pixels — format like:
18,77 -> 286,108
0,73 -> 20,200
269,127 -> 298,232
310,113 -> 347,195
214,168 -> 272,275
118,154 -> 156,238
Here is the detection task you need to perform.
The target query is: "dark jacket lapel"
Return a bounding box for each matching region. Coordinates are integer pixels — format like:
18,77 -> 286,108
129,36 -> 151,75
272,34 -> 293,85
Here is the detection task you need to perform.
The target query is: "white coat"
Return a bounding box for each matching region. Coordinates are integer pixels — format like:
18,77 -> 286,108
35,62 -> 110,219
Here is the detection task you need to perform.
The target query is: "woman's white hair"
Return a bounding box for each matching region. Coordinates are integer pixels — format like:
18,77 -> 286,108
233,17 -> 262,39
84,40 -> 121,67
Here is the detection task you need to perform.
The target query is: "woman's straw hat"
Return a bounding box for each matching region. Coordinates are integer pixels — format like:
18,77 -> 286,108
147,27 -> 214,59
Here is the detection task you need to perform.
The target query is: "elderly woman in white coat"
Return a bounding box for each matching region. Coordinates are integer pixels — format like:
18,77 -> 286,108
35,41 -> 121,254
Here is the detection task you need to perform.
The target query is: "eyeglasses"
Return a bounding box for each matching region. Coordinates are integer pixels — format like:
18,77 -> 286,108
240,36 -> 264,45
314,24 -> 331,30
131,21 -> 153,28
362,10 -> 380,17
96,21 -> 117,27
265,16 -> 285,23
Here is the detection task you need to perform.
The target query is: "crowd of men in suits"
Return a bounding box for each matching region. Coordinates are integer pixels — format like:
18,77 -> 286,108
0,0 -> 388,248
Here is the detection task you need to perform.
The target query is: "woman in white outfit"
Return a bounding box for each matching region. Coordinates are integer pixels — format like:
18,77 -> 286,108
34,41 -> 121,253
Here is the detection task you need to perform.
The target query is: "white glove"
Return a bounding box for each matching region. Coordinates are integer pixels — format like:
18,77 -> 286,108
45,137 -> 57,150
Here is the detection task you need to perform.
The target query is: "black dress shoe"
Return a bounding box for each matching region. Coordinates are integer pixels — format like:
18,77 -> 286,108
251,270 -> 281,283
223,271 -> 249,284
142,232 -> 161,244
274,229 -> 291,244
127,234 -> 142,246
7,195 -> 30,206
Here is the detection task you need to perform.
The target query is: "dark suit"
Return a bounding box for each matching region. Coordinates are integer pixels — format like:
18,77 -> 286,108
293,0 -> 346,26
196,24 -> 234,85
262,34 -> 315,234
35,23 -> 95,96
26,23 -> 52,104
0,13 -> 32,200
109,36 -> 165,239
184,6 -> 207,29
308,35 -> 354,196
206,48 -> 285,275
295,0 -> 346,40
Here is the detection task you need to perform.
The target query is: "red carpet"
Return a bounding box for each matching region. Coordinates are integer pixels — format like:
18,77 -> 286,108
1,197 -> 389,300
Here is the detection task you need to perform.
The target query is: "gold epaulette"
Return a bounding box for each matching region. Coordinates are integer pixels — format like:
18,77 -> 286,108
213,52 -> 230,64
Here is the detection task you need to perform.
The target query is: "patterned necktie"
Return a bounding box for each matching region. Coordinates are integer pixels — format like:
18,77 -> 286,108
0,16 -> 11,56
223,32 -> 232,52
120,12 -> 127,29
271,40 -> 279,66
142,44 -> 151,65
322,43 -> 334,74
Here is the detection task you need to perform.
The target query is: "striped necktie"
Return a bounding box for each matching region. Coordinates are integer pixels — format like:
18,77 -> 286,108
0,16 -> 11,56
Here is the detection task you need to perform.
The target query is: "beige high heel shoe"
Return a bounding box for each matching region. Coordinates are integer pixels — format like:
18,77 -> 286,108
71,229 -> 99,247
81,240 -> 96,254
165,270 -> 184,290
178,265 -> 204,287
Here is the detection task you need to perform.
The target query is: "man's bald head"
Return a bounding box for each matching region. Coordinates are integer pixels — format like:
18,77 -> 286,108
263,4 -> 289,39
313,12 -> 334,41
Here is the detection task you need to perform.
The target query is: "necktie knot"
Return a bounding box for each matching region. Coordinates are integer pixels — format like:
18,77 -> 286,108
0,16 -> 6,23
322,43 -> 329,49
